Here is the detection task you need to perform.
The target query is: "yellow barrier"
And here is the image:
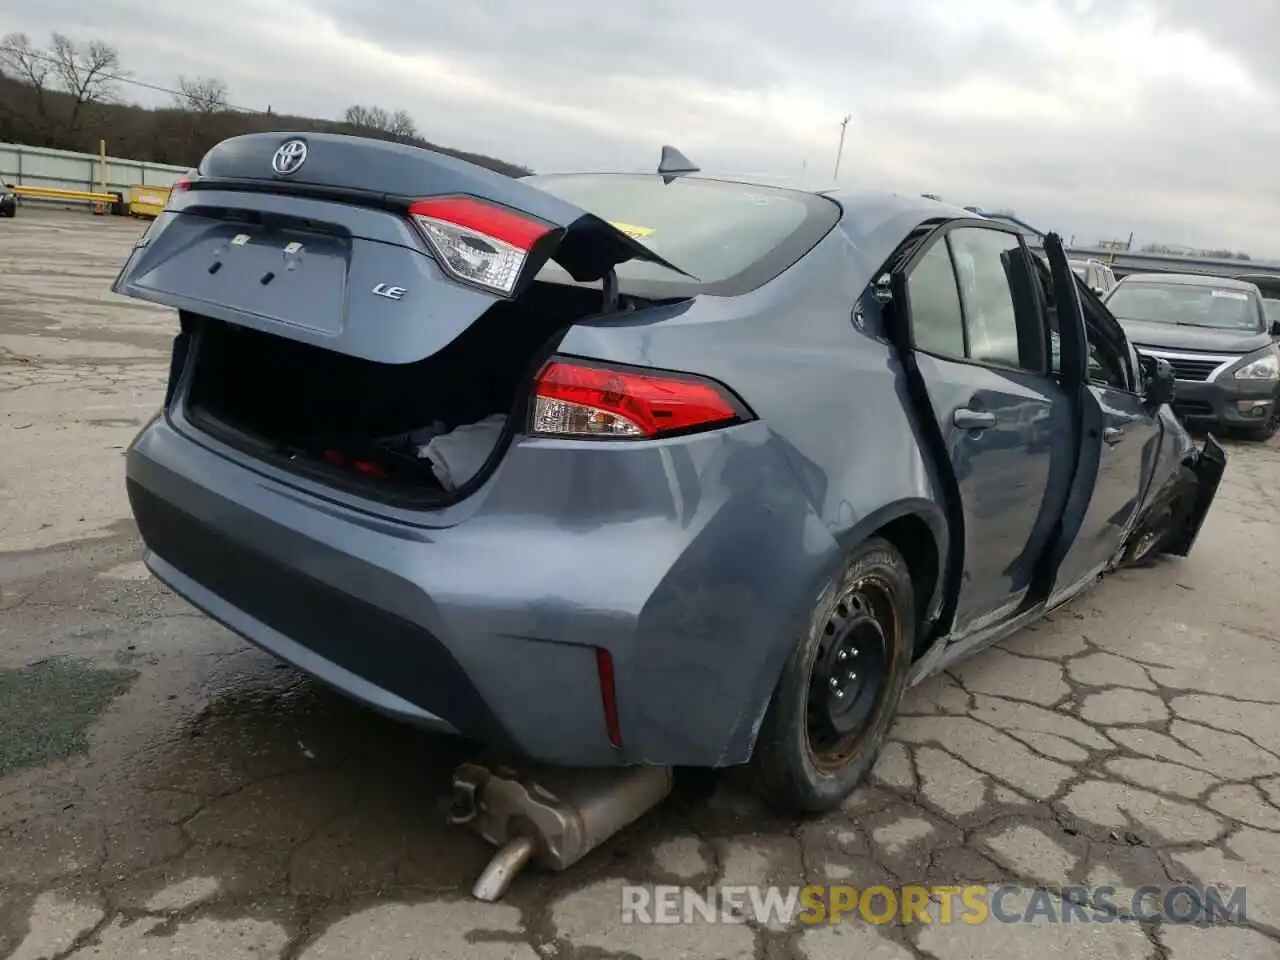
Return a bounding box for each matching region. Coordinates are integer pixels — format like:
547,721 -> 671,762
12,184 -> 118,205
127,184 -> 172,219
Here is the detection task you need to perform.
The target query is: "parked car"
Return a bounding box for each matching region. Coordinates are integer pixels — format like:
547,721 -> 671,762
1103,273 -> 1280,440
1068,257 -> 1117,296
1235,274 -> 1280,344
112,133 -> 1227,812
1265,297 -> 1280,331
0,180 -> 16,218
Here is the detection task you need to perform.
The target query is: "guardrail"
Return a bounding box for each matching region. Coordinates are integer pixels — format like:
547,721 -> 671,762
11,184 -> 124,216
12,185 -> 119,204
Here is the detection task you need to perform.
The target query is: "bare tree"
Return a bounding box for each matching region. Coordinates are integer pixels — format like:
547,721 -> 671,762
344,104 -> 392,130
0,33 -> 50,88
0,33 -> 53,134
48,34 -> 123,129
344,104 -> 418,139
388,109 -> 417,138
175,75 -> 229,113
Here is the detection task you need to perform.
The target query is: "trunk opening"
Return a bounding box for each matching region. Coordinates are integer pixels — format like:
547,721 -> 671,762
180,279 -> 631,506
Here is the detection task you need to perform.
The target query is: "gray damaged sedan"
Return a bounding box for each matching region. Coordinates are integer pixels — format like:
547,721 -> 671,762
113,133 -> 1226,812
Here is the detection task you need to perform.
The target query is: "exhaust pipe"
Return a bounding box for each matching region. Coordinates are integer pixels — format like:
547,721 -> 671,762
450,761 -> 674,901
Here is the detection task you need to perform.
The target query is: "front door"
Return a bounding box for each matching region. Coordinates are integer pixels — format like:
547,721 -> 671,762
900,224 -> 1076,636
1051,295 -> 1162,594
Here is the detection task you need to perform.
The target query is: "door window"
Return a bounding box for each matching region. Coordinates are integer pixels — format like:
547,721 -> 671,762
905,240 -> 967,359
947,228 -> 1026,368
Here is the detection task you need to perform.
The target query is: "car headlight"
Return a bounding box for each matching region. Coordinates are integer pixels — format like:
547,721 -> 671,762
1233,352 -> 1280,381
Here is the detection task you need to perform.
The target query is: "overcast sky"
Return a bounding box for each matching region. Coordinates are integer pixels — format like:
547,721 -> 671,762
4,0 -> 1277,258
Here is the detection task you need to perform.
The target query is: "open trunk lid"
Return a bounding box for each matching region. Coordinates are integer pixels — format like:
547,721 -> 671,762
112,132 -> 690,364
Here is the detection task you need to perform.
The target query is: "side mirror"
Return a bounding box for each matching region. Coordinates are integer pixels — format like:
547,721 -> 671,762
872,273 -> 893,306
1142,356 -> 1176,407
1271,319 -> 1280,337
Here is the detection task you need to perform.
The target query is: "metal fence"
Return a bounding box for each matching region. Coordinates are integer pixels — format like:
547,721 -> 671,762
0,141 -> 188,195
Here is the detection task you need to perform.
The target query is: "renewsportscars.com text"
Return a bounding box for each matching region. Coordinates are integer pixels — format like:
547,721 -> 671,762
620,884 -> 1247,926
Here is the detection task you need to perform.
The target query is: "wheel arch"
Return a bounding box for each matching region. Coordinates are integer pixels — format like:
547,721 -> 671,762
833,499 -> 950,656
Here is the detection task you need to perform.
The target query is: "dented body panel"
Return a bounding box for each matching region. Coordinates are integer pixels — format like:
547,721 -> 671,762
118,134 -> 1226,769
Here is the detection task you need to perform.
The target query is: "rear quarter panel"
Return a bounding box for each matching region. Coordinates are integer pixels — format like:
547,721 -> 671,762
558,222 -> 950,625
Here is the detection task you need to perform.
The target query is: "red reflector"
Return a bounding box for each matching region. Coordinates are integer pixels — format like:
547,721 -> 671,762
408,197 -> 549,252
531,360 -> 744,439
322,449 -> 345,465
595,648 -> 622,748
351,459 -> 387,478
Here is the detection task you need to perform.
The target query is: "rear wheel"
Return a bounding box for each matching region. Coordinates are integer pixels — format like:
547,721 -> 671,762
750,537 -> 915,813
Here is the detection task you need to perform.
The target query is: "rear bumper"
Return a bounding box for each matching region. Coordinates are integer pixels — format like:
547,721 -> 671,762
1171,377 -> 1278,429
126,413 -> 838,767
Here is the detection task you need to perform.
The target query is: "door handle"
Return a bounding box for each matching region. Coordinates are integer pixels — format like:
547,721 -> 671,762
1102,426 -> 1125,445
953,408 -> 996,430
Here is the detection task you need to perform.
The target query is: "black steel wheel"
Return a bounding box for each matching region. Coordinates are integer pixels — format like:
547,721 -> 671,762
805,578 -> 894,768
750,537 -> 916,813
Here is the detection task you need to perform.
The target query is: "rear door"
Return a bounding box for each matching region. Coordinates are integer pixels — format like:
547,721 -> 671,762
898,223 -> 1076,636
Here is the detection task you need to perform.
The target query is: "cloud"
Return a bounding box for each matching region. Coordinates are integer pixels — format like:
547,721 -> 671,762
2,0 -> 1276,257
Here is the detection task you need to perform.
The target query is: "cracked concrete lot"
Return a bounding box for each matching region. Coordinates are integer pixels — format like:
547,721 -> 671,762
2,209 -> 1279,959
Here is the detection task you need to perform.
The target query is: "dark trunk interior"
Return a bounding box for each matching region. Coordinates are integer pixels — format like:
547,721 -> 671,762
182,280 -> 610,502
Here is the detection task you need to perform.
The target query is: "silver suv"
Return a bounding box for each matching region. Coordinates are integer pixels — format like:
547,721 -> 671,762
1069,258 -> 1117,296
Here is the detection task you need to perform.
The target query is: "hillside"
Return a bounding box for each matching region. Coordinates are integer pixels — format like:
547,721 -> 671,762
0,73 -> 530,177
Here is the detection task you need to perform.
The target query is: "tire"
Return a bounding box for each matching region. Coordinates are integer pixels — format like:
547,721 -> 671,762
1245,406 -> 1279,442
750,537 -> 916,813
1122,462 -> 1200,566
1122,522 -> 1167,566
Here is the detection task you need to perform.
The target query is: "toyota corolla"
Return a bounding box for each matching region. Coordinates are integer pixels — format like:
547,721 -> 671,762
114,133 -> 1225,812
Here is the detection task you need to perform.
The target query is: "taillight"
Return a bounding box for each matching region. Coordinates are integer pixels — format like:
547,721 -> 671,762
163,177 -> 194,211
408,196 -> 553,297
530,358 -> 750,439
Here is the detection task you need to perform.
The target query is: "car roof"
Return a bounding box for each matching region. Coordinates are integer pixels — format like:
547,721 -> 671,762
1119,273 -> 1260,292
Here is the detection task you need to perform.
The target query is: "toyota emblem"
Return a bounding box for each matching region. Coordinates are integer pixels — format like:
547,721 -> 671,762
271,139 -> 308,176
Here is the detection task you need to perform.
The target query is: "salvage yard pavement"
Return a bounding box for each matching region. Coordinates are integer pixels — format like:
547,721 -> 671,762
2,209 -> 1279,959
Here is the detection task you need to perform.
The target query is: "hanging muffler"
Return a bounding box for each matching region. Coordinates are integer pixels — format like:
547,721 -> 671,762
449,761 -> 674,901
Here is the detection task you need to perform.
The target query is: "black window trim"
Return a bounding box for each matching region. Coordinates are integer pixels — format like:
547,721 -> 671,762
899,218 -> 1052,380
1033,252 -> 1140,395
1076,279 -> 1142,396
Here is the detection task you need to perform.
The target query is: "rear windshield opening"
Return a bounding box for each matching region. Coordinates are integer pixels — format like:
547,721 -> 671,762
180,279 -> 618,506
523,173 -> 840,296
